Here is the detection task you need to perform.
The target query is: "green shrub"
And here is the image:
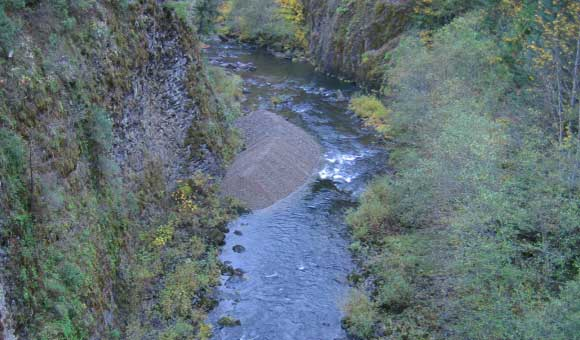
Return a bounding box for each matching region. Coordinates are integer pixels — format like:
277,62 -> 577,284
165,0 -> 219,34
62,16 -> 76,31
343,290 -> 377,339
4,0 -> 26,10
346,176 -> 395,243
165,1 -> 193,23
0,128 -> 26,211
221,0 -> 304,49
375,272 -> 413,313
526,277 -> 580,339
349,95 -> 391,137
217,316 -> 241,327
159,259 -> 217,316
159,321 -> 195,340
1,2 -> 239,340
345,7 -> 580,340
84,107 -> 116,185
412,0 -> 491,28
0,5 -> 19,55
208,66 -> 243,122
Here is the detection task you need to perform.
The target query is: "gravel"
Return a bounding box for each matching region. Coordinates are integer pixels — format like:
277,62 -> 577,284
221,110 -> 322,210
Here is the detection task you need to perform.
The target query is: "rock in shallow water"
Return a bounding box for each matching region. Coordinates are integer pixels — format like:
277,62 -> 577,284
217,316 -> 241,327
232,245 -> 246,253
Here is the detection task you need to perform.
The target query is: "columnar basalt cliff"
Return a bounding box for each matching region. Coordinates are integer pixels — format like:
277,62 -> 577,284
0,1 -> 239,338
113,4 -> 225,186
303,0 -> 411,85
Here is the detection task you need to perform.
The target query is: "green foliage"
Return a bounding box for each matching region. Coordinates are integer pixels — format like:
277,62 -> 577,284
346,8 -> 580,339
160,260 -> 217,318
0,128 -> 26,212
207,66 -> 243,122
159,321 -> 195,340
4,0 -> 26,10
165,0 -> 219,35
412,0 -> 492,28
0,5 -> 19,55
220,0 -> 306,50
217,316 -> 241,327
12,189 -> 127,340
346,176 -> 396,243
125,173 -> 239,339
375,272 -> 412,313
525,276 -> 580,339
343,290 -> 377,339
83,107 -> 116,186
185,66 -> 242,163
349,95 -> 391,137
0,1 -> 241,339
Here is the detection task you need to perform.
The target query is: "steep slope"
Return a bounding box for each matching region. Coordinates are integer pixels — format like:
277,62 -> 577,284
0,1 -> 240,339
303,0 -> 411,85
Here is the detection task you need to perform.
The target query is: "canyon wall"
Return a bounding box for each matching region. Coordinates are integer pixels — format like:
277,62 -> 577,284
303,0 -> 411,85
0,1 -> 238,338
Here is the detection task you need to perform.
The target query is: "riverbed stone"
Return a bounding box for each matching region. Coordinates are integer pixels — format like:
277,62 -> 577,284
232,245 -> 246,253
218,316 -> 241,327
221,263 -> 235,276
208,229 -> 226,246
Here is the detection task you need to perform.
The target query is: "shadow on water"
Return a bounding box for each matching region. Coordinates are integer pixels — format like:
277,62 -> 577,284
207,42 -> 388,340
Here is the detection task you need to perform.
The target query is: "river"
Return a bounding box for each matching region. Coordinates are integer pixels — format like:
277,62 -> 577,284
207,43 -> 388,340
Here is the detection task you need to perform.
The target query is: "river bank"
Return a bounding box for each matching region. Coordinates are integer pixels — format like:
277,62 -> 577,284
206,41 -> 389,339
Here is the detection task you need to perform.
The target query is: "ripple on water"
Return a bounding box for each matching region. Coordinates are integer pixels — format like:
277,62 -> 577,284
207,43 -> 388,340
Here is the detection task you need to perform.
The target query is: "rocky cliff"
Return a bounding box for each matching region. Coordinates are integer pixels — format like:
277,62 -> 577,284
303,0 -> 411,86
0,1 -> 239,338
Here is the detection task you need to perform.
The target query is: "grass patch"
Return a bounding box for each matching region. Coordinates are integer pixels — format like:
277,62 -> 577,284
349,95 -> 391,137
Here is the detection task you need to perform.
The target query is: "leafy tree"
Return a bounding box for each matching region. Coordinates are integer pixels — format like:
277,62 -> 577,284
195,0 -> 220,35
528,1 -> 580,146
220,0 -> 305,49
345,8 -> 580,338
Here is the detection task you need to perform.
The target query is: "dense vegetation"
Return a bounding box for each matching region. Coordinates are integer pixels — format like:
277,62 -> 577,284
201,0 -> 580,337
221,1 -> 580,336
217,0 -> 307,54
344,1 -> 580,339
3,0 -> 580,339
0,0 -> 242,339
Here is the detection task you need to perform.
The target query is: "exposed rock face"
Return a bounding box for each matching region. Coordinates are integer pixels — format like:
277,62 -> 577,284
303,0 -> 411,85
0,3 -> 236,338
113,13 -> 222,189
221,111 -> 321,210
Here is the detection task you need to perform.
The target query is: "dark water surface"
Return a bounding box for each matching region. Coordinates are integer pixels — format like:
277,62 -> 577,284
207,43 -> 388,340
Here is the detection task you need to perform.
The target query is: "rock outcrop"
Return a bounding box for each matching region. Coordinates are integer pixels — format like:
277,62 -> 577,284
303,0 -> 412,85
221,111 -> 321,210
0,2 -> 238,338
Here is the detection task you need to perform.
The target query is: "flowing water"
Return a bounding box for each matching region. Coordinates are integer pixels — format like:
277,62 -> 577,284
207,43 -> 388,340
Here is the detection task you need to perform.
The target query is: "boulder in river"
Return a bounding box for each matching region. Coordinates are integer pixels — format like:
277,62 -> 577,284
217,316 -> 241,327
221,110 -> 322,210
232,245 -> 246,253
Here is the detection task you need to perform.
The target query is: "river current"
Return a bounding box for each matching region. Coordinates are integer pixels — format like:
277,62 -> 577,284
207,43 -> 388,340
